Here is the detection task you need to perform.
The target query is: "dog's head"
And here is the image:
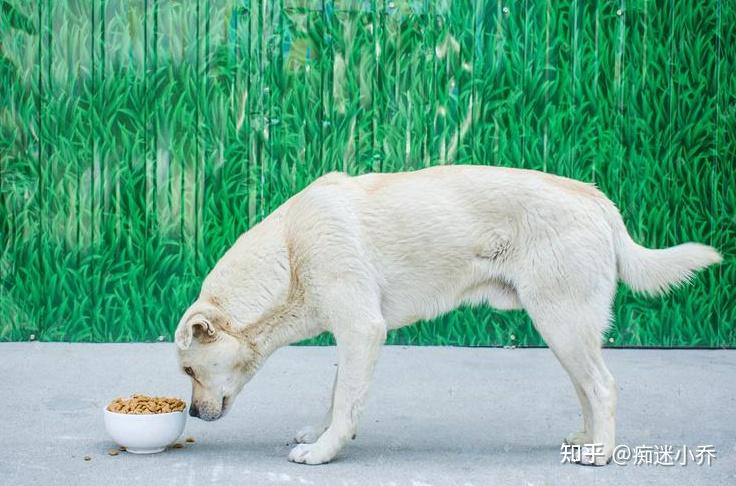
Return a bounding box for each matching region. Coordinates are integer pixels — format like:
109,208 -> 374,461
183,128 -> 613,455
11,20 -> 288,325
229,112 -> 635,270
174,302 -> 260,421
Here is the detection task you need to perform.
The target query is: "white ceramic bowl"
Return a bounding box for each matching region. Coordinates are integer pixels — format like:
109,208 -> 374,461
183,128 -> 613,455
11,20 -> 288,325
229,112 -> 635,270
103,407 -> 186,454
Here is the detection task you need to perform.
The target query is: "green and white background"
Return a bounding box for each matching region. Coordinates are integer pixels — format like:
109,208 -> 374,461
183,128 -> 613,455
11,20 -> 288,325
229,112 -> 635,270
1,0 -> 733,346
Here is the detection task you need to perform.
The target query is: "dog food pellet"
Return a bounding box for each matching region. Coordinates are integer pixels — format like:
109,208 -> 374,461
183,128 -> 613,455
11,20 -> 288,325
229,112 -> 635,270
106,395 -> 185,414
173,443 -> 184,449
83,456 -> 91,461
185,437 -> 195,443
108,449 -> 120,456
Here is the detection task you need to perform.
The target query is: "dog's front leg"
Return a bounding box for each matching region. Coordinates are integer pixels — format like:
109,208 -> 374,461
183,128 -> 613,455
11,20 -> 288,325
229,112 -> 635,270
294,369 -> 337,444
288,319 -> 386,465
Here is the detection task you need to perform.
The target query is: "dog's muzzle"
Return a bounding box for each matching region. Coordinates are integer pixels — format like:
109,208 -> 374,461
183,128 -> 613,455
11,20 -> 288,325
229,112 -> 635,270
188,402 -> 200,418
189,396 -> 229,421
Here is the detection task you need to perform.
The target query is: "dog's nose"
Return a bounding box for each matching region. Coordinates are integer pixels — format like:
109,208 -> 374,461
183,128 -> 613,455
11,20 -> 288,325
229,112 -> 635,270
189,403 -> 199,418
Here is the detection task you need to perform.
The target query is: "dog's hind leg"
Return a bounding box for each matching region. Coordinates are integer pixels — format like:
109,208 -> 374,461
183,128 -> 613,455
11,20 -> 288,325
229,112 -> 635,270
513,223 -> 619,464
565,382 -> 594,446
525,299 -> 617,466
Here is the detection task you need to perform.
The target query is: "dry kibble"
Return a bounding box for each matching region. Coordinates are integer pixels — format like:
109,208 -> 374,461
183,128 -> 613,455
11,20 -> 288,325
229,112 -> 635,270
106,395 -> 185,415
108,449 -> 119,456
185,437 -> 195,443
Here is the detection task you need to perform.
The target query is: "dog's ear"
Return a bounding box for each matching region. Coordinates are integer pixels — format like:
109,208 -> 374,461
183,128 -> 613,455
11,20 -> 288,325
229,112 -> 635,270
175,305 -> 220,350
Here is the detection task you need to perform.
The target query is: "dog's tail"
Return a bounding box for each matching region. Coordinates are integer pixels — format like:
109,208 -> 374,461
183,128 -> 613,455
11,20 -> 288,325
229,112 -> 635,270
607,209 -> 722,296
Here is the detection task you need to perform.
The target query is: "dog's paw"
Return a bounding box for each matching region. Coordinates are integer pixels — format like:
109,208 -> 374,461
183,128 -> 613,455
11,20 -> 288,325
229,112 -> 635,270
288,442 -> 336,465
563,431 -> 591,446
294,425 -> 322,444
573,444 -> 612,467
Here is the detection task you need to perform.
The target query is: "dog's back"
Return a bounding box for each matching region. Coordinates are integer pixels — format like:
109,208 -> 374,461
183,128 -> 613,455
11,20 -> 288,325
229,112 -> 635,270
296,165 -> 720,327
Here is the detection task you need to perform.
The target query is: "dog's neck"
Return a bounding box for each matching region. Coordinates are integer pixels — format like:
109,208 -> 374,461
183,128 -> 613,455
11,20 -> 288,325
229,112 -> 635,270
230,243 -> 319,359
244,276 -> 317,359
202,203 -> 323,360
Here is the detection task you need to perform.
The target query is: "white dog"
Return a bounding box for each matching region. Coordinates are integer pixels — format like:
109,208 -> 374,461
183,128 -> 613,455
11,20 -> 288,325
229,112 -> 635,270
174,165 -> 721,465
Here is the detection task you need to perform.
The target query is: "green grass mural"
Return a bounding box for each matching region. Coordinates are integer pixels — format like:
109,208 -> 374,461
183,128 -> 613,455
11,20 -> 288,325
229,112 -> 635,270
1,0 -> 734,346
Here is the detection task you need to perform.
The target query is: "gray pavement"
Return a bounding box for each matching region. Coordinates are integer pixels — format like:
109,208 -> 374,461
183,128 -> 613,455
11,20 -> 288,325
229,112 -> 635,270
0,344 -> 734,486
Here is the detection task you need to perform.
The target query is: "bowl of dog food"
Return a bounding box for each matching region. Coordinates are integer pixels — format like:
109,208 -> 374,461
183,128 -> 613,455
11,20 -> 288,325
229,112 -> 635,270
103,395 -> 187,454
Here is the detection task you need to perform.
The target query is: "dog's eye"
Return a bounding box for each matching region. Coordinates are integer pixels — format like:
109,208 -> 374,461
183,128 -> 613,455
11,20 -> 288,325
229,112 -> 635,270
183,367 -> 195,377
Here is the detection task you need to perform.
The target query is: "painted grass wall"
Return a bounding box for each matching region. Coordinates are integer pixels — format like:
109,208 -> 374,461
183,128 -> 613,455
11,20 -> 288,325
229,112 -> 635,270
1,0 -> 734,346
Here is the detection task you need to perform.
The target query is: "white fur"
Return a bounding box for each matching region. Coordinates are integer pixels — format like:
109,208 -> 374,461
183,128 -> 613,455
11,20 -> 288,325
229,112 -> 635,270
175,165 -> 721,465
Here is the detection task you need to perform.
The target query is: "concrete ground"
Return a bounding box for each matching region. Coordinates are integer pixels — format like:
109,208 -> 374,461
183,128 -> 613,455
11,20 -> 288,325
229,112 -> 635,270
0,344 -> 734,486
